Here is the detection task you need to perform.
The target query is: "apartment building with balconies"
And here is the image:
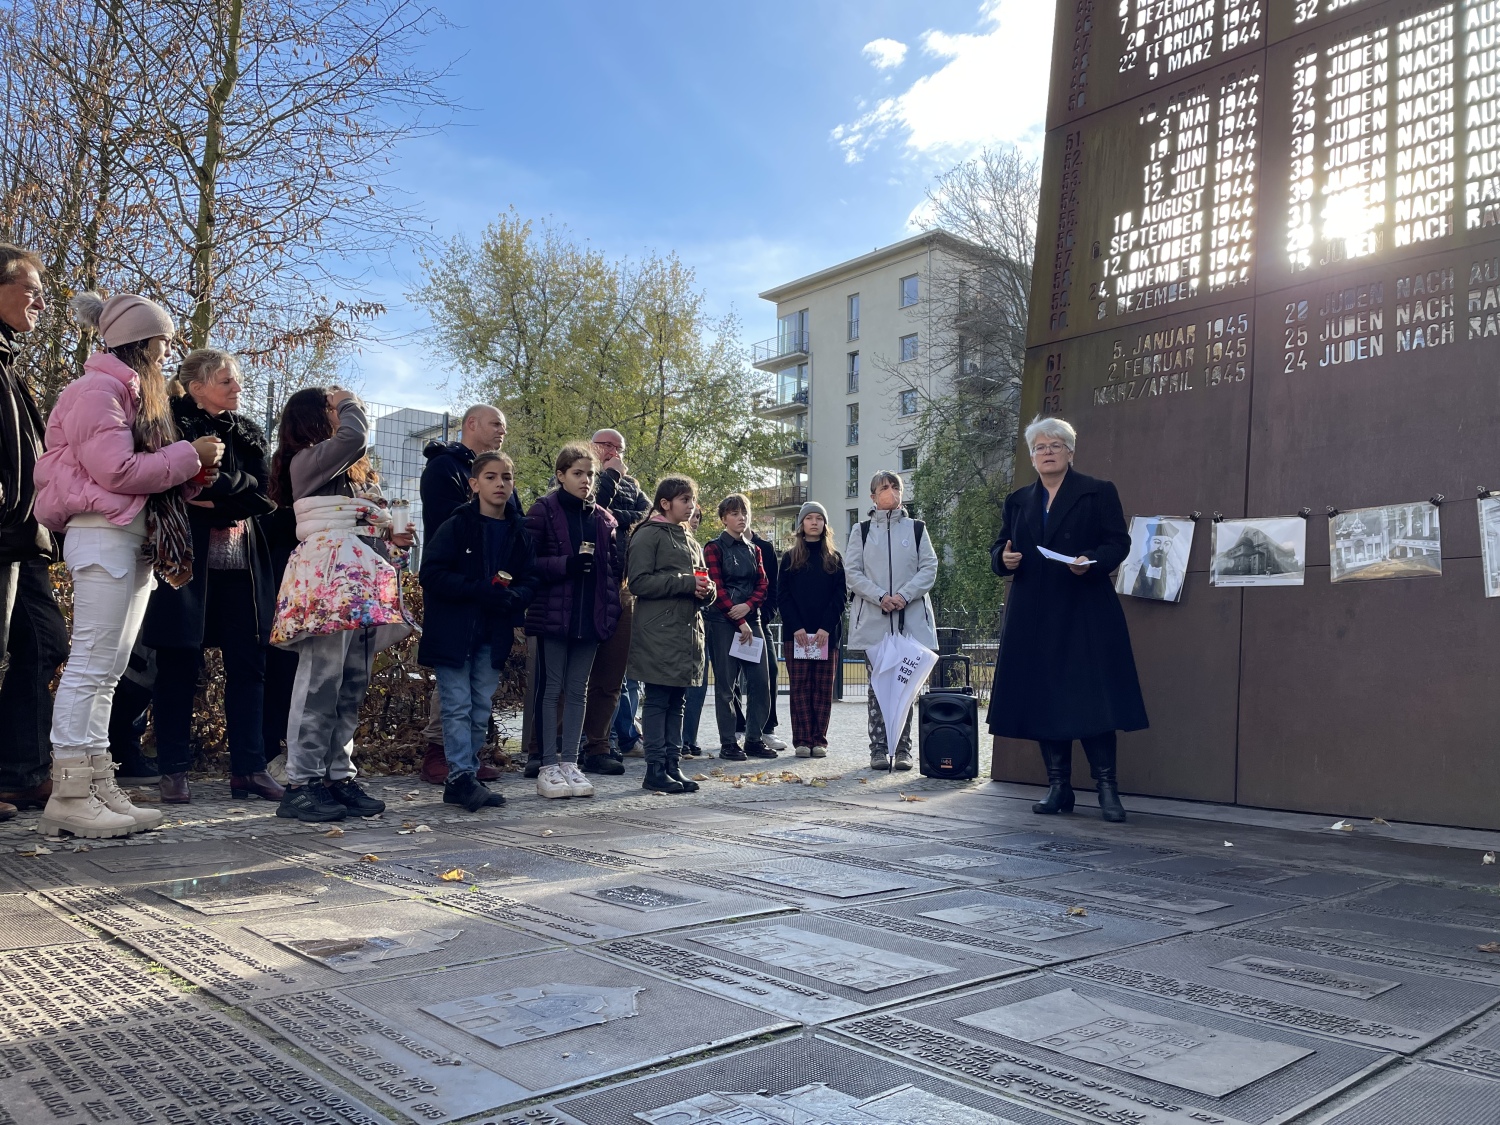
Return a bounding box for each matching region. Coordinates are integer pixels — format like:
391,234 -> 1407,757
748,230 -> 977,541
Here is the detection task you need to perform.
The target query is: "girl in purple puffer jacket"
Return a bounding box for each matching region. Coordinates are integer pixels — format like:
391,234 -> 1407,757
524,443 -> 622,800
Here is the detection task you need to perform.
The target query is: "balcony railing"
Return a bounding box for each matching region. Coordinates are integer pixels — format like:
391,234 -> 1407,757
769,438 -> 809,463
749,483 -> 808,511
751,330 -> 810,370
848,317 -> 859,341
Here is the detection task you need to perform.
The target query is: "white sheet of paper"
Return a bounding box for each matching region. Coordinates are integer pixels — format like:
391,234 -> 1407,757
1037,545 -> 1093,565
730,634 -> 766,663
792,639 -> 828,660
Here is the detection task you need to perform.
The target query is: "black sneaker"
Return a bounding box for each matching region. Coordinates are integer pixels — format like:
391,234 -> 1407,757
581,754 -> 625,776
325,777 -> 385,817
444,772 -> 505,812
679,744 -> 703,760
719,744 -> 747,762
275,783 -> 347,822
745,741 -> 778,759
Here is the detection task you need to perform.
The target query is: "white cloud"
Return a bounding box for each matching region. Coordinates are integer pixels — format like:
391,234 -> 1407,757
862,38 -> 908,70
835,0 -> 1053,165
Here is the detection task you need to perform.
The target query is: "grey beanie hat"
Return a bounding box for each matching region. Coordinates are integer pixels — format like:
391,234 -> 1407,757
69,290 -> 176,349
796,500 -> 829,528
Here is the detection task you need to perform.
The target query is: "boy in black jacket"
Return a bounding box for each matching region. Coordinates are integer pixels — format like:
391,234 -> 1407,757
419,452 -> 537,811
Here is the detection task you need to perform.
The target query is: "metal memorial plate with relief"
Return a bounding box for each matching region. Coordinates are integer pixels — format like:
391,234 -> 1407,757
593,912 -> 1025,1024
0,942 -> 201,1042
1341,882 -> 1500,932
850,840 -> 1083,885
745,822 -> 902,850
551,1030 -> 1074,1125
145,865 -> 393,920
833,973 -> 1394,1125
322,843 -> 613,897
590,828 -> 781,867
965,829 -> 1180,868
709,855 -> 953,910
1058,931 -> 1500,1052
1429,1007 -> 1500,1083
0,1009 -> 390,1125
1308,1064 -> 1500,1125
438,871 -> 789,945
249,948 -> 791,1122
1044,870 -> 1289,929
1124,854 -> 1385,900
0,893 -> 95,952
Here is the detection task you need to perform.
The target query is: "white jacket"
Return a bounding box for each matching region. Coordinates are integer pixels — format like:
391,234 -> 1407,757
844,506 -> 939,650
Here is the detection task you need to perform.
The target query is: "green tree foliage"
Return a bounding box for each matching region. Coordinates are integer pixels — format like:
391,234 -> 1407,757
412,211 -> 779,503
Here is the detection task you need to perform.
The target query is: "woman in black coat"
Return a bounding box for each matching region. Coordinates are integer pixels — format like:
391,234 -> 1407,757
140,349 -> 281,804
988,416 -> 1147,823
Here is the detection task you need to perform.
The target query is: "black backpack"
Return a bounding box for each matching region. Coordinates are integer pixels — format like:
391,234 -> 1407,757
859,518 -> 926,550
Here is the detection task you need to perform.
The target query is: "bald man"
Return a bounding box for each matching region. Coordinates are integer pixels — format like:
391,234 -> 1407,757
418,403 -> 515,784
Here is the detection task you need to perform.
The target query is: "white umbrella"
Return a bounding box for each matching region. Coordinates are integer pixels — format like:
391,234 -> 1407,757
867,630 -> 938,747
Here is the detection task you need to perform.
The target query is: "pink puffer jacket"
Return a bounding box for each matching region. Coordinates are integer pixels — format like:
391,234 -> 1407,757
33,352 -> 203,532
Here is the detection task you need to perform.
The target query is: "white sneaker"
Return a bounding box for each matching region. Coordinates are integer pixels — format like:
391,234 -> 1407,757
810,746 -> 827,758
537,764 -> 572,799
763,733 -> 788,750
794,745 -> 812,758
561,763 -> 595,797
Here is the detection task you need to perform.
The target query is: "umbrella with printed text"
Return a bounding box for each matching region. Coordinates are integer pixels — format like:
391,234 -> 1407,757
866,629 -> 938,747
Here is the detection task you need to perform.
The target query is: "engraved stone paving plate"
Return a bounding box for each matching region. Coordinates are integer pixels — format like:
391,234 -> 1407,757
594,911 -> 1025,1024
589,828 -> 780,867
323,844 -> 618,898
0,942 -> 200,1042
850,840 -> 1083,885
971,829 -> 1181,868
709,855 -> 954,910
250,948 -> 791,1122
40,884 -> 196,935
1057,932 -> 1500,1052
0,1009 -> 391,1125
0,894 -> 93,951
833,973 -> 1393,1125
1429,1008 -> 1500,1083
439,871 -> 789,945
551,1030 -> 1076,1125
745,822 -> 905,849
1241,905 -> 1500,976
148,864 -> 393,920
1343,882 -> 1500,932
1044,870 -> 1289,930
1125,854 -> 1385,900
820,885 -> 1185,966
1311,1065 -> 1500,1125
75,840 -> 274,883
113,898 -> 554,1005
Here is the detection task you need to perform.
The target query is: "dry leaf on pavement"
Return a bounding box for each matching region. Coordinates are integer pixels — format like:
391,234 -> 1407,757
897,794 -> 926,802
1478,942 -> 1500,954
1066,906 -> 1088,917
360,854 -> 380,862
322,826 -> 345,837
1372,817 -> 1390,826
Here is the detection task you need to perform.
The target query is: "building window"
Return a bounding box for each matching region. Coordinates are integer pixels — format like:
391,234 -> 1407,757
898,388 -> 918,416
846,456 -> 860,498
846,403 -> 859,446
899,333 -> 918,362
847,294 -> 860,341
777,308 -> 809,355
848,508 -> 859,533
847,351 -> 859,393
899,446 -> 918,471
900,274 -> 919,307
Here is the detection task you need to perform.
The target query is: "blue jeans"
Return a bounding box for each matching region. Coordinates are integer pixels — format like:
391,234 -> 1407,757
613,677 -> 640,750
682,650 -> 709,747
435,647 -> 502,777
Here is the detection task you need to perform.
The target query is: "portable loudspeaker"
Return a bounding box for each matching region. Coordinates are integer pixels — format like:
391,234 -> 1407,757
918,655 -> 979,780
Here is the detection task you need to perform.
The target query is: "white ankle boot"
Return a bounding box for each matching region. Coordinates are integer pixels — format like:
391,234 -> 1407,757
40,764 -> 137,839
90,755 -> 163,832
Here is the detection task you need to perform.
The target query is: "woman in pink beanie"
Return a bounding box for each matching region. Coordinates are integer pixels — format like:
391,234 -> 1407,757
33,291 -> 224,839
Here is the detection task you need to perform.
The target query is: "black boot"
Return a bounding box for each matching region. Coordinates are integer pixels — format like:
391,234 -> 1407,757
445,771 -> 505,812
1032,741 -> 1075,815
664,757 -> 699,793
643,763 -> 685,794
1082,733 -> 1126,823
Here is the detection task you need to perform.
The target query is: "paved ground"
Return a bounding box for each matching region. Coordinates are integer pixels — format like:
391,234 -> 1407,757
3,699 -> 1500,1125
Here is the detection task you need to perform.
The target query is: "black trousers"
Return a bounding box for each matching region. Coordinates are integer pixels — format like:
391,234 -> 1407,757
152,570 -> 268,775
0,559 -> 69,788
1039,731 -> 1117,778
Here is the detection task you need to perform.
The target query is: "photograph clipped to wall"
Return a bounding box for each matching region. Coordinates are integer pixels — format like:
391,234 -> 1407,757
1116,516 -> 1195,603
1209,517 -> 1307,587
1329,502 -> 1442,583
1479,497 -> 1500,598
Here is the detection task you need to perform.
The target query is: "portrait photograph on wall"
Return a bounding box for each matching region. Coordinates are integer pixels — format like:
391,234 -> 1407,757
1209,517 -> 1307,587
1115,516 -> 1195,603
1479,497 -> 1500,598
1329,502 -> 1443,584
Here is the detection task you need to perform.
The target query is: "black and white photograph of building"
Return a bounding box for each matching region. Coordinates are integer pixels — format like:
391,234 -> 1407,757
1116,515 -> 1194,603
1479,497 -> 1500,597
1210,517 -> 1306,587
1329,502 -> 1442,583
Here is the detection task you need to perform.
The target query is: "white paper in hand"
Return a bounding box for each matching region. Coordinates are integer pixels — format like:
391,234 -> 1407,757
730,634 -> 766,663
1037,545 -> 1094,565
792,639 -> 828,660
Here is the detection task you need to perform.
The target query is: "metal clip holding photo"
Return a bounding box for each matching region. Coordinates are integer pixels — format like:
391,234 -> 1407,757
1297,508 -> 1312,520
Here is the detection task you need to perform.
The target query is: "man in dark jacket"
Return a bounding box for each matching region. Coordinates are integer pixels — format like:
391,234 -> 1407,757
577,429 -> 651,774
417,404 -> 511,783
0,245 -> 68,821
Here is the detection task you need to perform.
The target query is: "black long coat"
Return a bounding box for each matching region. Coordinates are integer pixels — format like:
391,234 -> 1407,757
141,395 -> 277,648
986,469 -> 1148,740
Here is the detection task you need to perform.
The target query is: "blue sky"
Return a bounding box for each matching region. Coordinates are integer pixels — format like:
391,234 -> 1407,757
353,0 -> 1053,409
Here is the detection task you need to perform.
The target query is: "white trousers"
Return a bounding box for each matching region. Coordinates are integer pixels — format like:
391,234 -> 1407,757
50,525 -> 154,763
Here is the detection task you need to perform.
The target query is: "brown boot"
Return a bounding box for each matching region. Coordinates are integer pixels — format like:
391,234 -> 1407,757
476,758 -> 502,781
420,743 -> 449,785
0,779 -> 50,809
0,800 -> 15,821
159,772 -> 191,804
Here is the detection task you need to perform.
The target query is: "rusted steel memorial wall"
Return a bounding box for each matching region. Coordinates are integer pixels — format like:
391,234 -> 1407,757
996,0 -> 1500,829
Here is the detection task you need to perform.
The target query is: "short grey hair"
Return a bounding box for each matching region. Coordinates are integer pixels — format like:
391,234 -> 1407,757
868,470 -> 903,496
1024,414 -> 1077,452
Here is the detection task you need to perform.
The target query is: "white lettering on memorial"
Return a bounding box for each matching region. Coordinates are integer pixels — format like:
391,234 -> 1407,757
1396,7 -> 1456,246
